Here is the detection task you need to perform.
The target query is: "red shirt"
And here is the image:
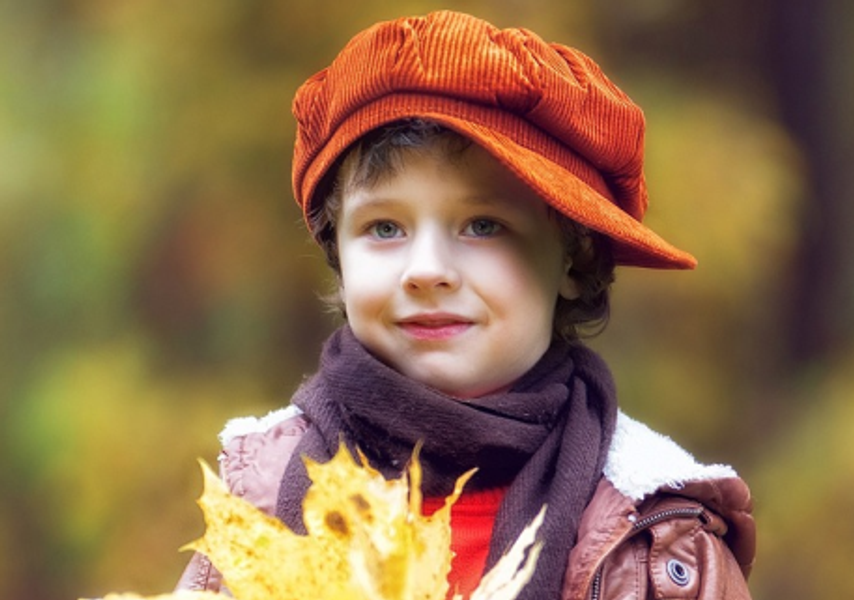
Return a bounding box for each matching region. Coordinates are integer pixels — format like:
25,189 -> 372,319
422,487 -> 508,599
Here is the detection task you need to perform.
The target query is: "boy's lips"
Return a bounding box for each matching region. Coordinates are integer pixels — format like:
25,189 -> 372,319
396,314 -> 474,340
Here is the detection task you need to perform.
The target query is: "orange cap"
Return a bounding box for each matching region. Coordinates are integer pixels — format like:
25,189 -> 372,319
291,10 -> 696,269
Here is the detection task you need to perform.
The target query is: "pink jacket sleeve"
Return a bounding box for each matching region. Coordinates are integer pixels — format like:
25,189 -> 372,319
174,411 -> 309,593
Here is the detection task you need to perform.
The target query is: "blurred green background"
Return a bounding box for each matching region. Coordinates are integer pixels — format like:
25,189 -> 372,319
2,1 -> 852,599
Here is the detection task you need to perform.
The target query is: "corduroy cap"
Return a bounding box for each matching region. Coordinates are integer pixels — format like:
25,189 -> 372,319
292,10 -> 696,269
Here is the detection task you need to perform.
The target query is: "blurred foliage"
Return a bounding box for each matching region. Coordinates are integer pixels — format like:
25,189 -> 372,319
1,1 -> 851,600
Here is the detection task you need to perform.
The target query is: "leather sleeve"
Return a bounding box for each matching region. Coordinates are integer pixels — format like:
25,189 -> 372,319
600,501 -> 753,600
175,551 -> 226,594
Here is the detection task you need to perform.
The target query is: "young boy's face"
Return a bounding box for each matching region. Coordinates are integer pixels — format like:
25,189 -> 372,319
335,142 -> 579,398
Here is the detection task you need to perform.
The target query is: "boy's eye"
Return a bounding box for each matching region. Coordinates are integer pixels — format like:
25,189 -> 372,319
465,218 -> 502,237
368,221 -> 402,239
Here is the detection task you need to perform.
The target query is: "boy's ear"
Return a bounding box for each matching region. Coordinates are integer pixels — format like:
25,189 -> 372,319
559,259 -> 581,301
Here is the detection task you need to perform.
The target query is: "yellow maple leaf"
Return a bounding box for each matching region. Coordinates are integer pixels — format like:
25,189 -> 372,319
187,445 -> 474,600
84,445 -> 543,600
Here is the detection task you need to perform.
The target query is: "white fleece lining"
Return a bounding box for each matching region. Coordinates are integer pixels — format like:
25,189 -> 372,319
217,407 -> 737,501
604,411 -> 738,501
218,405 -> 304,447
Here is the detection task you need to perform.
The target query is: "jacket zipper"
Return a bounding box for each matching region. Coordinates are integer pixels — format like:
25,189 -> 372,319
588,506 -> 706,600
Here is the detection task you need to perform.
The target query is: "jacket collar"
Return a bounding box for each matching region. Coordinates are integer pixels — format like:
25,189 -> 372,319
604,411 -> 739,501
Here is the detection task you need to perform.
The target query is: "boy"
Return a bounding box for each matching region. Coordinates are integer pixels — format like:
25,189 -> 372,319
177,10 -> 755,599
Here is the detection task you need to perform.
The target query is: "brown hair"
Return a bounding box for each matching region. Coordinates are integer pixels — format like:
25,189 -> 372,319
308,120 -> 615,341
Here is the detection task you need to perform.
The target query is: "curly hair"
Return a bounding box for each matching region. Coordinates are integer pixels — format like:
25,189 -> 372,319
307,119 -> 615,341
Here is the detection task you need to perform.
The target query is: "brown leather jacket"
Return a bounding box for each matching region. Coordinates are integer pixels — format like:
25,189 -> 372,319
176,407 -> 755,599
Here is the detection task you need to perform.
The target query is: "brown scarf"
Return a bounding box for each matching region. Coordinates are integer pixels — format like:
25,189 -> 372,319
276,325 -> 617,600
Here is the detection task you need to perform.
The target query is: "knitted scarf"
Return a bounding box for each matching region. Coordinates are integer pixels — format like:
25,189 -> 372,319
276,326 -> 618,600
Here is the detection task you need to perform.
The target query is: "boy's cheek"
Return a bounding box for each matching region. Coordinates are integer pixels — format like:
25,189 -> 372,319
339,272 -> 393,315
340,257 -> 388,292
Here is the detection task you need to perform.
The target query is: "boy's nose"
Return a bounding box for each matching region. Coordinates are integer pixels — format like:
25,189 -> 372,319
400,232 -> 460,293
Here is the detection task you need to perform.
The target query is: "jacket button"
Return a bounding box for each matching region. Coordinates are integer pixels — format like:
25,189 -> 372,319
666,559 -> 691,587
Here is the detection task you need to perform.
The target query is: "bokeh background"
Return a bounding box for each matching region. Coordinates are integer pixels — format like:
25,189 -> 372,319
2,1 -> 852,598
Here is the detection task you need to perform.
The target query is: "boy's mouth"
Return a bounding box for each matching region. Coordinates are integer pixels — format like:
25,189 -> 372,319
397,314 -> 473,340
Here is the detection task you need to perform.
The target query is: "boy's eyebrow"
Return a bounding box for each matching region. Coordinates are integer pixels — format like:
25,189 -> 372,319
340,194 -> 400,214
341,188 -> 531,218
456,193 -> 534,214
